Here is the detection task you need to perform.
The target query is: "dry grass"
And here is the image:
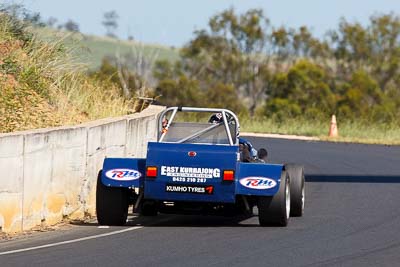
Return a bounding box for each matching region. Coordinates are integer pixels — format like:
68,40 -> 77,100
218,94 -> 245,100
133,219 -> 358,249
0,13 -> 138,133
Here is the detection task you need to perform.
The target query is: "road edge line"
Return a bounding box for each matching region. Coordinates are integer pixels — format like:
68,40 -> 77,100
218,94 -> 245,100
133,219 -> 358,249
0,226 -> 142,256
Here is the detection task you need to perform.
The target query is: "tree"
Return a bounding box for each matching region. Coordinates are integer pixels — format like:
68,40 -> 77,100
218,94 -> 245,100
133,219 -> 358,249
368,13 -> 400,91
266,60 -> 336,119
169,9 -> 331,116
90,58 -> 143,98
46,17 -> 58,28
328,13 -> 400,91
336,70 -> 398,122
155,9 -> 329,116
205,83 -> 247,114
155,76 -> 202,107
23,12 -> 45,27
179,8 -> 274,116
112,43 -> 160,98
291,26 -> 331,63
102,10 -> 119,38
0,3 -> 45,27
64,19 -> 79,32
152,8 -> 400,123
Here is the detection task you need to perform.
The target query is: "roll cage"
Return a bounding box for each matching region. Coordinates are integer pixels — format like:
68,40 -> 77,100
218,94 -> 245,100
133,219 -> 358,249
157,107 -> 240,146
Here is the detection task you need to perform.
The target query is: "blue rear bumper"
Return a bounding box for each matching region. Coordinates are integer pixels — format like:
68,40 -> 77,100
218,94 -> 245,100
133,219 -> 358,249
100,142 -> 284,204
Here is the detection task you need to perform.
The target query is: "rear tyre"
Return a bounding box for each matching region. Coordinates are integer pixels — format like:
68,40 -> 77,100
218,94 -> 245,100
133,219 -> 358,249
96,171 -> 129,226
258,171 -> 290,226
286,164 -> 305,217
140,200 -> 158,216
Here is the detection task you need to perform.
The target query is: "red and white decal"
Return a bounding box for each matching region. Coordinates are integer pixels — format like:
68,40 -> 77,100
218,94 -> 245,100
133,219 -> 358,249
239,177 -> 277,189
105,169 -> 142,181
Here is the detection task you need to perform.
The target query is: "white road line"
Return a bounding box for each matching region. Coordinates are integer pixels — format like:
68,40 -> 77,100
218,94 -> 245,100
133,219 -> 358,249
0,226 -> 142,256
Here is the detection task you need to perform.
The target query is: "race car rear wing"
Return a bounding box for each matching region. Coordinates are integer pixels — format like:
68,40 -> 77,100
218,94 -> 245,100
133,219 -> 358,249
157,107 -> 240,145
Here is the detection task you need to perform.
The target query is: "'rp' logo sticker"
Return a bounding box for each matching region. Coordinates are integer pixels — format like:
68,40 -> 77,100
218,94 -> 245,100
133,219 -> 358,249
105,169 -> 142,181
239,177 -> 277,189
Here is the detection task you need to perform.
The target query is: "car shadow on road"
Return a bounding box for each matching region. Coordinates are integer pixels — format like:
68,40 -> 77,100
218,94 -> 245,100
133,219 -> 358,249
69,213 -> 262,228
128,213 -> 262,227
306,175 -> 400,183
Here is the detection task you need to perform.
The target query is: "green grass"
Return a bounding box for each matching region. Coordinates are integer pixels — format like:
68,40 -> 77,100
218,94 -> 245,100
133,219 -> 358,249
241,117 -> 400,145
31,27 -> 180,69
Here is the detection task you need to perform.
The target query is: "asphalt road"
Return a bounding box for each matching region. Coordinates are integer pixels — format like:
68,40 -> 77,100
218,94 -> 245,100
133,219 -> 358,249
1,137 -> 400,267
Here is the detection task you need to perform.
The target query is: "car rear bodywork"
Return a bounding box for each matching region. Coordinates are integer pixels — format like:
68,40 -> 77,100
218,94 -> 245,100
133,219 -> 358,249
97,106 -> 301,225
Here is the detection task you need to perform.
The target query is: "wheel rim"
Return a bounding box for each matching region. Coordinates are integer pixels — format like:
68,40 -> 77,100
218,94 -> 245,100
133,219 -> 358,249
286,179 -> 290,219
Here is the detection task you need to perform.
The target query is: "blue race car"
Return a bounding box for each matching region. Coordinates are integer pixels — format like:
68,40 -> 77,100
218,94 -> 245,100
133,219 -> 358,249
96,107 -> 305,226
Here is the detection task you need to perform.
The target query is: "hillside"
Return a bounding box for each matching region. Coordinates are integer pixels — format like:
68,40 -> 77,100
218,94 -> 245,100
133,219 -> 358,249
33,27 -> 180,70
0,14 -> 137,133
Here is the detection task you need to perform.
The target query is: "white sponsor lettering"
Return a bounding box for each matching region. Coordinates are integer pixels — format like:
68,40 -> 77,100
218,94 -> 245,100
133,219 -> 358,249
161,166 -> 220,179
166,185 -> 188,192
165,185 -> 212,194
239,177 -> 277,189
105,168 -> 141,181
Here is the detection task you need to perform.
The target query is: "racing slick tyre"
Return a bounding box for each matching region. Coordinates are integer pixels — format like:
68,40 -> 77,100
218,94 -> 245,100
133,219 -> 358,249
286,164 -> 305,217
96,171 -> 129,226
257,171 -> 290,226
140,200 -> 158,216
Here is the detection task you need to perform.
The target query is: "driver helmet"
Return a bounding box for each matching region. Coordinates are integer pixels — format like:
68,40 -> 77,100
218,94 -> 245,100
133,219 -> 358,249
208,113 -> 223,124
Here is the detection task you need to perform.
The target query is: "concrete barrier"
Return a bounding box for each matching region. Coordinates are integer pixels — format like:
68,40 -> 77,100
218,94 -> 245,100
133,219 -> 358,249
0,105 -> 164,233
0,135 -> 24,232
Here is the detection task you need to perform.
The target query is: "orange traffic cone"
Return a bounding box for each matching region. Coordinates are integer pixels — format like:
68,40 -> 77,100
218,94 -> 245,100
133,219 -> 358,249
328,115 -> 338,137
